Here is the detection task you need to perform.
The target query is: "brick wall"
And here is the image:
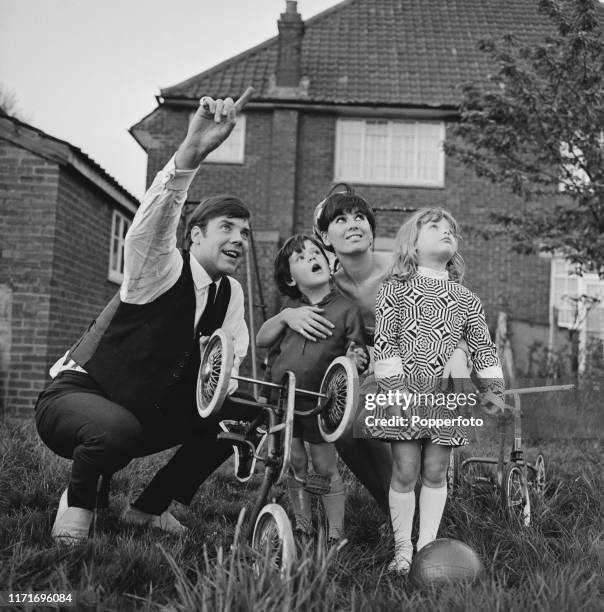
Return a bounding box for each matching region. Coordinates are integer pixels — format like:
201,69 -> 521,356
293,115 -> 551,328
47,169 -> 127,370
0,138 -> 135,417
145,106 -> 552,365
142,106 -> 275,229
143,105 -> 189,189
0,141 -> 57,416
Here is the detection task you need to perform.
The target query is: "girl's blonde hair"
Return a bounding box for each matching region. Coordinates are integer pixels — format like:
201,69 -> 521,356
389,207 -> 465,282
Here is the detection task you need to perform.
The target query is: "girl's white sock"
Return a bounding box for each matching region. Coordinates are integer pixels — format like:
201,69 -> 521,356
389,487 -> 415,568
417,484 -> 448,551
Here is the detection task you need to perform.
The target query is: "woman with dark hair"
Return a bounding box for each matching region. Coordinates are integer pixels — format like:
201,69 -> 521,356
278,185 -> 471,513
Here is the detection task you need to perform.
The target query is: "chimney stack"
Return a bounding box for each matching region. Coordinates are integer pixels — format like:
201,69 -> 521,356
276,1 -> 305,87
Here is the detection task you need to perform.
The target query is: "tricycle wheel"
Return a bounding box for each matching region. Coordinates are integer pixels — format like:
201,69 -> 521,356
196,330 -> 234,418
502,463 -> 531,527
317,357 -> 358,443
534,453 -> 546,495
447,448 -> 461,492
252,503 -> 297,576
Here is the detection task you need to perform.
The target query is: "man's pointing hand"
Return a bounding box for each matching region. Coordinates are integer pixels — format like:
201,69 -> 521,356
175,86 -> 254,170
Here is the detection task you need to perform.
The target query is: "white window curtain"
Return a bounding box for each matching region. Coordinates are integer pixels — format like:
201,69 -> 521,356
584,278 -> 604,342
108,210 -> 132,284
335,119 -> 444,187
550,258 -> 604,341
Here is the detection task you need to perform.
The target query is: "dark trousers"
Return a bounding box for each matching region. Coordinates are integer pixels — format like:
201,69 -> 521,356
35,371 -> 257,513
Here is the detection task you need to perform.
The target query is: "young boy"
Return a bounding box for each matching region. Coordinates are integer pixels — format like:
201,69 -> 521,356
256,234 -> 368,542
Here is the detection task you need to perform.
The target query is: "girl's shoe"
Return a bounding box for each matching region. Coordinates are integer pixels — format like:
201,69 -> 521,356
387,556 -> 411,574
327,536 -> 348,551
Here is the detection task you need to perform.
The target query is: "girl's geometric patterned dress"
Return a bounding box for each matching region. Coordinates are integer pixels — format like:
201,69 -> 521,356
368,267 -> 504,446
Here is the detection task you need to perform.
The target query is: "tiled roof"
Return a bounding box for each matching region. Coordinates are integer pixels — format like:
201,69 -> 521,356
0,114 -> 139,211
161,0 -> 555,107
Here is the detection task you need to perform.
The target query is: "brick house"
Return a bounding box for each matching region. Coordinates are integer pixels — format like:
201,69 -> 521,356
131,0 -> 604,376
0,113 -> 139,416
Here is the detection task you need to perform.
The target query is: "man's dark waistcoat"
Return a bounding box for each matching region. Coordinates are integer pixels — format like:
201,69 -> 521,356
69,251 -> 231,414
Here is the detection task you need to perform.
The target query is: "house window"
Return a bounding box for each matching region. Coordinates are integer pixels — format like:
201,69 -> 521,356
108,210 -> 131,284
192,113 -> 246,164
335,119 -> 445,187
550,258 -> 604,342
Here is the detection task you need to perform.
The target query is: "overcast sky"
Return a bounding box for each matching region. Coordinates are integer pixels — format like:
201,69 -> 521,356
0,0 -> 340,197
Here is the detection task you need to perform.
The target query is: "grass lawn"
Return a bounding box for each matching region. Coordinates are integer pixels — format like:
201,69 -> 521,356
0,409 -> 602,611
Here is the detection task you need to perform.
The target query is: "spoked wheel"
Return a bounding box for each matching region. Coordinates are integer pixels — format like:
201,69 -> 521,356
317,357 -> 359,443
447,449 -> 461,492
534,453 -> 546,495
502,463 -> 531,526
252,504 -> 297,576
276,372 -> 295,484
196,329 -> 234,418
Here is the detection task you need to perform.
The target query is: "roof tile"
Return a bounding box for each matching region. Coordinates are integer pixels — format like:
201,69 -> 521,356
161,0 -> 555,106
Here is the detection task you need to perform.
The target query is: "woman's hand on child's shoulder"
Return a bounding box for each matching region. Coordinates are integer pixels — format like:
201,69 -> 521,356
282,306 -> 335,341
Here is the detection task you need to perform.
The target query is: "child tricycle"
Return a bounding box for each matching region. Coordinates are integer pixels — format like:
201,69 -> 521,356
448,384 -> 574,526
196,329 -> 359,572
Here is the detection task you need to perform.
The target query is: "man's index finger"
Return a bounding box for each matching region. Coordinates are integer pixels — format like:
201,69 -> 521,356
234,86 -> 255,111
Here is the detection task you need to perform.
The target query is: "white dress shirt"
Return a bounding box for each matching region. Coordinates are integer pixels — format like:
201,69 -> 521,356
51,156 -> 249,394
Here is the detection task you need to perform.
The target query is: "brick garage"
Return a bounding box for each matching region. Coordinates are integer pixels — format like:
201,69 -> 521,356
131,0 -> 558,375
0,114 -> 138,417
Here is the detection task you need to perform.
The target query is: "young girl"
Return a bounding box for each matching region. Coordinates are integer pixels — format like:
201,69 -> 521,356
369,208 -> 504,573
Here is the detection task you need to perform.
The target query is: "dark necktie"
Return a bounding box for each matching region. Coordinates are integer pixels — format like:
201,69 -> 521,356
206,281 -> 217,308
196,281 -> 218,338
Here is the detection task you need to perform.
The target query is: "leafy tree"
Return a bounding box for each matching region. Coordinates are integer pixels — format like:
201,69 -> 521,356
445,0 -> 604,273
0,83 -> 28,122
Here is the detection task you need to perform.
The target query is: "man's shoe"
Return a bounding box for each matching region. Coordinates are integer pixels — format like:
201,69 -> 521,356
150,510 -> 189,535
122,505 -> 188,535
51,489 -> 92,545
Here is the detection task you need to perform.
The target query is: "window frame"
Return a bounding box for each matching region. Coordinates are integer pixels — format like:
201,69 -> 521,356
108,209 -> 132,285
193,113 -> 246,165
334,118 -> 446,188
549,257 -> 604,358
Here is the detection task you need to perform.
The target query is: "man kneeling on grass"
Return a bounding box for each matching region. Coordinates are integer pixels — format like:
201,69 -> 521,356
34,89 -> 256,544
